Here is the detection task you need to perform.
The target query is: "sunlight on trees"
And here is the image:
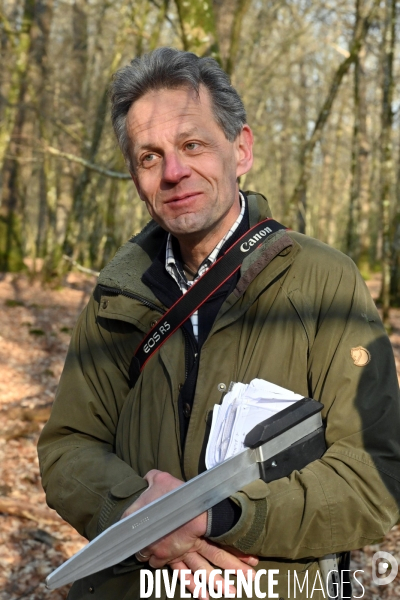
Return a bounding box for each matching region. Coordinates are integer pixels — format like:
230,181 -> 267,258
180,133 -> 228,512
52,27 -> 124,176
1,0 -> 400,317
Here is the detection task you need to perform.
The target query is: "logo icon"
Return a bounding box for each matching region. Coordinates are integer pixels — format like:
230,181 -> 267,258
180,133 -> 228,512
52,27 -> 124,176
372,551 -> 398,586
350,346 -> 371,367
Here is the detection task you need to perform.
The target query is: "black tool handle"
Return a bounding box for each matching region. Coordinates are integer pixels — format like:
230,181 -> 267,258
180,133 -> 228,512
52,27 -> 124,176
258,427 -> 326,482
244,398 -> 323,448
244,398 -> 326,482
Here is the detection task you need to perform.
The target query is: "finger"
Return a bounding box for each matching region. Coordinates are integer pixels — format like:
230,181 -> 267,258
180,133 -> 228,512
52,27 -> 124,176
196,539 -> 257,579
145,540 -> 180,569
135,549 -> 151,563
224,546 -> 259,567
148,554 -> 167,569
183,551 -> 236,597
170,559 -> 209,600
143,469 -> 160,486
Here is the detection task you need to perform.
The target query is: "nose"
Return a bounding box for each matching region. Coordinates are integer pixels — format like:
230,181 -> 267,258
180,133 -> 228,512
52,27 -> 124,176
162,152 -> 191,183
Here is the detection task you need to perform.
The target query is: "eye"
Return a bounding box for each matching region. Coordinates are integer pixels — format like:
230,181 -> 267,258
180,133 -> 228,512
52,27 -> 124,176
140,153 -> 159,168
185,142 -> 200,151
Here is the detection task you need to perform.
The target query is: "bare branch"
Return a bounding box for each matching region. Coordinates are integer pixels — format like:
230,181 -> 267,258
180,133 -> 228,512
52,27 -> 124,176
63,254 -> 100,276
44,146 -> 131,180
328,42 -> 351,58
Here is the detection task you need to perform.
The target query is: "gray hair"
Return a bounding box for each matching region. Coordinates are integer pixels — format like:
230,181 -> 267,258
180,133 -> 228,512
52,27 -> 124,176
110,47 -> 247,171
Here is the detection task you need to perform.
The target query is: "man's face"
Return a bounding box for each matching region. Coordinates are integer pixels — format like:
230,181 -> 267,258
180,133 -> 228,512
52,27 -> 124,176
126,86 -> 253,242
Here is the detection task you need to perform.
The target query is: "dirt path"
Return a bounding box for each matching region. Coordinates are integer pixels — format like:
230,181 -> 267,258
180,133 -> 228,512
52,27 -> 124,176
0,272 -> 399,599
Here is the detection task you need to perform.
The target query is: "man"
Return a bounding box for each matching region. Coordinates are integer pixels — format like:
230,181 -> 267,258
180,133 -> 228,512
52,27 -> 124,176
38,48 -> 400,599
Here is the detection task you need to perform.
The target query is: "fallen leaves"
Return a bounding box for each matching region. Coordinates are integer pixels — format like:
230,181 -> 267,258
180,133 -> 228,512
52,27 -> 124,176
0,272 -> 92,600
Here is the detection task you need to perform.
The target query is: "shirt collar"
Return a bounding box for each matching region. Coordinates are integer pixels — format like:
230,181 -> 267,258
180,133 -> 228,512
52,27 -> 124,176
166,192 -> 246,286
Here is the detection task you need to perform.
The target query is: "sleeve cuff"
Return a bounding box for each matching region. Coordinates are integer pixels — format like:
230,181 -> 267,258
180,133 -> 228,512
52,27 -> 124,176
206,498 -> 242,538
97,476 -> 148,536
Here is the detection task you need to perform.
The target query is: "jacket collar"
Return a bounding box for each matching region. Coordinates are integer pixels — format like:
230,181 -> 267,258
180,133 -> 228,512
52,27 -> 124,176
97,192 -> 294,306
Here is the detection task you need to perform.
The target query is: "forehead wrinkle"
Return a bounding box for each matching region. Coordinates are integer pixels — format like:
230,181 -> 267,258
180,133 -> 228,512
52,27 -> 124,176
128,91 -> 202,131
131,115 -> 206,154
130,107 -> 193,135
127,88 -> 209,151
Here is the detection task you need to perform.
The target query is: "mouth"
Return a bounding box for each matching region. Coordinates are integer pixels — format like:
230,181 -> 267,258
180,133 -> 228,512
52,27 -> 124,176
165,192 -> 202,204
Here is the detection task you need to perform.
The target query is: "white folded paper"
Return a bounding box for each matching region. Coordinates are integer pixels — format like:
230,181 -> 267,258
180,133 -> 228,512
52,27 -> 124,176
205,379 -> 303,469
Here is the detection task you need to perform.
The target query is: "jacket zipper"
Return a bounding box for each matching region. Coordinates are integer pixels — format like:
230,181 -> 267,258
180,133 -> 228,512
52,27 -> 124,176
181,328 -> 199,380
183,330 -> 190,380
98,284 -> 166,315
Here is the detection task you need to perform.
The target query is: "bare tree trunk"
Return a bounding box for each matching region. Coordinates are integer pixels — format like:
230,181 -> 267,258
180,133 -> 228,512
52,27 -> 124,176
390,118 -> 400,304
297,61 -> 308,234
224,0 -> 252,76
32,0 -> 54,275
279,90 -> 290,214
61,0 -> 89,263
324,104 -> 345,246
0,0 -> 43,271
0,0 -> 33,174
379,0 -> 396,326
356,45 -> 371,266
366,135 -> 381,267
0,0 -> 54,274
287,0 -> 379,232
345,0 -> 370,263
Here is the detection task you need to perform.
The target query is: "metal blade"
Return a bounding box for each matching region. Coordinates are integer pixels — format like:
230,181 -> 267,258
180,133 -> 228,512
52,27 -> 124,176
46,412 -> 321,590
46,449 -> 259,590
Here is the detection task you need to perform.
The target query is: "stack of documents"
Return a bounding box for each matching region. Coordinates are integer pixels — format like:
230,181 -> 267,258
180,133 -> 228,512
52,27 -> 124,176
205,379 -> 303,469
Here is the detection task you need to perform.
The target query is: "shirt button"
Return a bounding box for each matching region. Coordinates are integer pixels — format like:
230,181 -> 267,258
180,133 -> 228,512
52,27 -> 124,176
150,319 -> 158,328
217,383 -> 226,392
183,403 -> 191,418
101,300 -> 108,310
178,383 -> 184,392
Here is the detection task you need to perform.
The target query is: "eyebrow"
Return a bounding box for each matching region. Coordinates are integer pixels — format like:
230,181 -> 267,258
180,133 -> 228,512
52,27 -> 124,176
176,127 -> 201,140
134,127 -> 204,154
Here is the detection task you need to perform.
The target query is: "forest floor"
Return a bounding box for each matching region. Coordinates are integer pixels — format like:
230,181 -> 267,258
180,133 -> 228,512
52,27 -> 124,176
0,271 -> 399,600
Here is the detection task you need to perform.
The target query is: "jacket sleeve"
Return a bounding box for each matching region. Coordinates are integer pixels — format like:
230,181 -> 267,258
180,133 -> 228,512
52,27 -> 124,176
212,250 -> 400,559
37,292 -> 148,541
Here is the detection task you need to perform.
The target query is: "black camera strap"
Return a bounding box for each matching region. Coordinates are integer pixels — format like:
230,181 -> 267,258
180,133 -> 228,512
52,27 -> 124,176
132,218 -> 286,374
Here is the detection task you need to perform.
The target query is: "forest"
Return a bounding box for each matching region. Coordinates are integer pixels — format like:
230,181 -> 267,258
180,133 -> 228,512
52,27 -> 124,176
1,0 -> 400,325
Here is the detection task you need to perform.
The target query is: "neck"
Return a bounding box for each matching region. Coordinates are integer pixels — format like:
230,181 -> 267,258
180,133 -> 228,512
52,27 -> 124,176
179,242 -> 214,274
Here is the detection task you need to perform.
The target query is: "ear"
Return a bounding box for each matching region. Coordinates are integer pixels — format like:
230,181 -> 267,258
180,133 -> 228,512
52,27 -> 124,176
235,125 -> 254,178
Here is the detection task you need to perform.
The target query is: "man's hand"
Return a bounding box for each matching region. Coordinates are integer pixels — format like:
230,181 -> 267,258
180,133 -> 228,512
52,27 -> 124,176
121,470 -> 258,598
165,540 -> 259,599
121,469 -> 208,561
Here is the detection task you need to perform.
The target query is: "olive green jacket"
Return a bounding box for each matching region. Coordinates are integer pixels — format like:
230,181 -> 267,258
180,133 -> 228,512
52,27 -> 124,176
38,193 -> 400,600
